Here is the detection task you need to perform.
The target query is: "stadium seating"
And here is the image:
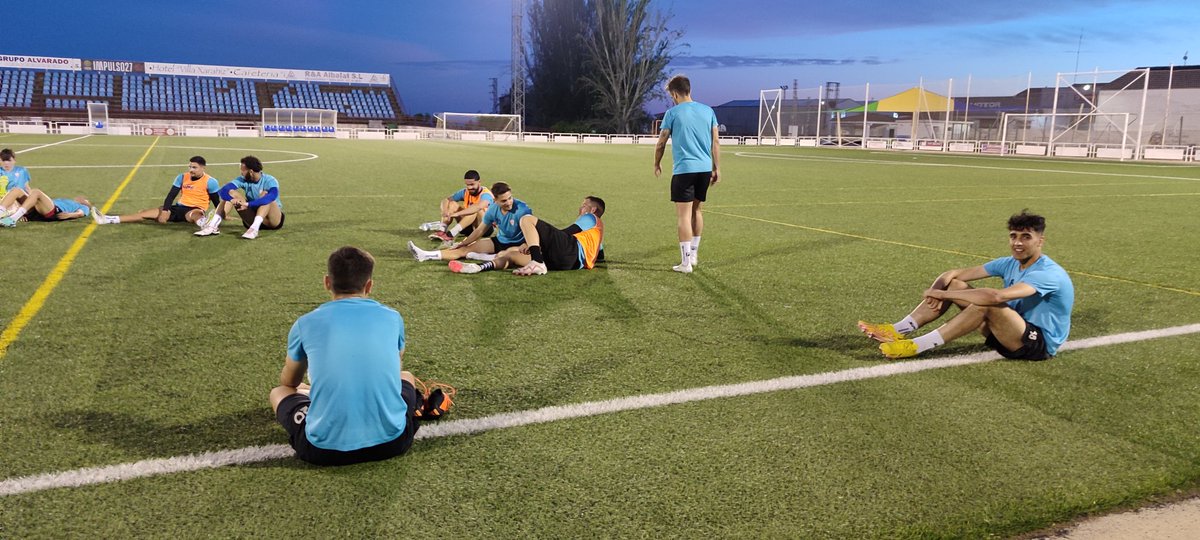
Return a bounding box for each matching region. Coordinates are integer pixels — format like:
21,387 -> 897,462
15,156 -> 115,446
0,67 -> 402,123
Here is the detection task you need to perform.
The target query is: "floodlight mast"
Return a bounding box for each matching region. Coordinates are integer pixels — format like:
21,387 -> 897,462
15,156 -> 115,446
511,0 -> 525,122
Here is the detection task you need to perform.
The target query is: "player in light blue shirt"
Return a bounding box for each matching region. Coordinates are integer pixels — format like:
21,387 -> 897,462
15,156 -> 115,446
858,211 -> 1074,361
270,247 -> 435,465
408,182 -> 532,264
1,148 -> 35,216
654,75 -> 721,274
0,188 -> 93,227
194,155 -> 284,239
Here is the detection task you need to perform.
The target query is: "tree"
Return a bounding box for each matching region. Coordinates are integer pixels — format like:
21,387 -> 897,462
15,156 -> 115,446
580,0 -> 681,134
526,0 -> 595,130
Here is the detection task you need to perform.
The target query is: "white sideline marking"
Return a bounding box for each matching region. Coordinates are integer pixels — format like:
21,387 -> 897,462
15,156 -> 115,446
2,323 -> 1198,497
734,151 -> 1200,183
16,134 -> 92,153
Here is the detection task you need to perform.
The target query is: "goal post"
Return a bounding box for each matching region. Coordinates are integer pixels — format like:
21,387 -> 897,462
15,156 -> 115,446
436,113 -> 522,137
261,108 -> 337,138
87,102 -> 109,134
757,88 -> 783,142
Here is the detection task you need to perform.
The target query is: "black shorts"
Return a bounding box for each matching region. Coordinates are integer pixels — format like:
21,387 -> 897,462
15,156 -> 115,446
24,206 -> 61,221
670,172 -> 713,203
985,319 -> 1051,360
493,239 -> 523,252
239,210 -> 285,230
167,204 -> 201,223
534,219 -> 582,271
275,379 -> 420,466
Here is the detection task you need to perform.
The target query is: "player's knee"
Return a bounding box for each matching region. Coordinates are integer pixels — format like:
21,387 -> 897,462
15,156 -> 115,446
520,215 -> 537,227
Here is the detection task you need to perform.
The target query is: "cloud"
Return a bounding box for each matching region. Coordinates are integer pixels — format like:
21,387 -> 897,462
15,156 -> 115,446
671,55 -> 894,69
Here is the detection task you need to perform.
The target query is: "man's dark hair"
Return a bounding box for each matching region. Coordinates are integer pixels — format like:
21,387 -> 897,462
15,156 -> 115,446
464,169 -> 480,181
328,246 -> 375,294
0,148 -> 15,161
666,75 -> 691,96
241,155 -> 264,173
586,195 -> 606,218
491,182 -> 511,196
190,155 -> 206,167
1008,209 -> 1046,233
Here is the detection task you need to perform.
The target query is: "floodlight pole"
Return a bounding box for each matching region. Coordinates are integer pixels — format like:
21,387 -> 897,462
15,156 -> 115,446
861,83 -> 869,147
511,0 -> 526,123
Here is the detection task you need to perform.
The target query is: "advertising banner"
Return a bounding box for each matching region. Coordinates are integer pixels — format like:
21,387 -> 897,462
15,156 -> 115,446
82,59 -> 144,73
144,62 -> 389,84
0,54 -> 81,71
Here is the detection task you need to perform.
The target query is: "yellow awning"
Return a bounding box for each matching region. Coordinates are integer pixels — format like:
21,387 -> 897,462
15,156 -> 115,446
873,87 -> 955,113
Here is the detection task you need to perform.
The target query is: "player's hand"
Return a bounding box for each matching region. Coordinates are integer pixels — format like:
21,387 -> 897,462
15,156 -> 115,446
923,289 -> 944,309
654,164 -> 662,178
710,169 -> 720,186
519,245 -> 530,254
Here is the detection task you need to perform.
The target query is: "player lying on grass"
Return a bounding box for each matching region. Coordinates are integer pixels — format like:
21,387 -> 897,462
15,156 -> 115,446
270,246 -> 451,466
93,156 -> 221,226
449,196 -> 605,276
422,169 -> 493,244
0,188 -> 92,226
857,210 -> 1074,360
195,155 -> 284,239
409,181 -> 532,263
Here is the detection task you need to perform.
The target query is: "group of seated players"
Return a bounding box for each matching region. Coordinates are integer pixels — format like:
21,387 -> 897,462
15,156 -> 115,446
408,169 -> 606,276
0,148 -> 284,239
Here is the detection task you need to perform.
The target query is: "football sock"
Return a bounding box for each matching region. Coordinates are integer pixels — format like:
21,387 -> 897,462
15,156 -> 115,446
208,214 -> 223,228
913,330 -> 945,353
106,215 -> 120,224
479,261 -> 495,272
893,315 -> 918,334
250,216 -> 264,230
691,236 -> 701,251
449,223 -> 464,237
10,207 -> 27,220
679,242 -> 692,266
529,246 -> 544,264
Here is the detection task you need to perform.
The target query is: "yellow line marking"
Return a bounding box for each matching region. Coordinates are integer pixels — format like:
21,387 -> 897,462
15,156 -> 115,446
709,210 -> 1200,298
0,138 -> 160,359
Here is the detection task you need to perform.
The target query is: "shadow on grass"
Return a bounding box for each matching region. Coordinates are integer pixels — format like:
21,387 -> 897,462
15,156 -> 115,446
47,408 -> 287,460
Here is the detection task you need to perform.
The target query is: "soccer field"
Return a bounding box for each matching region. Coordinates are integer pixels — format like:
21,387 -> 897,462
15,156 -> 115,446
1,134 -> 1198,538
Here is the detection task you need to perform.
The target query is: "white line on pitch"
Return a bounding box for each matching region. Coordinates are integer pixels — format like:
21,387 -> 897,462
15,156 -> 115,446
14,134 -> 93,154
1,322 -> 1198,497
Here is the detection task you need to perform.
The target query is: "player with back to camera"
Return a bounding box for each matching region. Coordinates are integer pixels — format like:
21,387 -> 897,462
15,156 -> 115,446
653,74 -> 720,274
270,246 -> 453,465
857,210 -> 1074,361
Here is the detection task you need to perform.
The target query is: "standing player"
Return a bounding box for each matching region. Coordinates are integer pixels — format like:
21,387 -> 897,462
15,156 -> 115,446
0,188 -> 92,226
408,182 -> 532,263
450,196 -> 605,276
269,246 -> 423,466
426,170 -> 493,244
194,155 -> 284,239
857,211 -> 1075,360
92,156 -> 221,226
653,74 -> 720,274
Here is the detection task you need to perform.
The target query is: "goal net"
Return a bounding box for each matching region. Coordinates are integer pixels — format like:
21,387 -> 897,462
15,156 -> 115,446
757,88 -> 783,141
261,108 -> 337,138
1001,112 -> 1133,148
87,102 -> 109,134
436,113 -> 522,135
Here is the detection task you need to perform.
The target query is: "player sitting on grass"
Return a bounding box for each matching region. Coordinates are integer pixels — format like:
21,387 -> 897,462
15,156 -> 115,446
93,156 -> 221,226
409,181 -> 532,263
450,196 -> 605,276
194,155 -> 284,239
424,169 -> 493,244
0,148 -> 35,217
270,246 -> 452,466
0,188 -> 92,226
857,210 -> 1074,361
